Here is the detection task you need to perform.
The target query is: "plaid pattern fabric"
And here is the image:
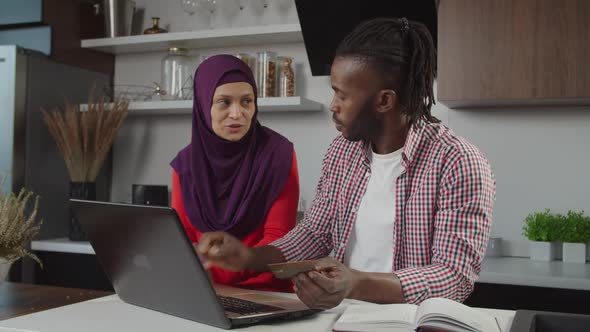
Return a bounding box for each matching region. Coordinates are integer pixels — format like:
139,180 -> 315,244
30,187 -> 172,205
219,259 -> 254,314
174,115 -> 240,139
271,120 -> 496,304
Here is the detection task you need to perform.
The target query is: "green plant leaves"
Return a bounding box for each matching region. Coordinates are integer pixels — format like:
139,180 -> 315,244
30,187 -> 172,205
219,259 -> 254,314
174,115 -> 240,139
523,209 -> 590,243
0,184 -> 42,267
522,209 -> 560,242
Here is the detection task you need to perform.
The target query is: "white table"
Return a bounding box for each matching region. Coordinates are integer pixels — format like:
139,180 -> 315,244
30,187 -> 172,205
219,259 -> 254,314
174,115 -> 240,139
0,292 -> 515,332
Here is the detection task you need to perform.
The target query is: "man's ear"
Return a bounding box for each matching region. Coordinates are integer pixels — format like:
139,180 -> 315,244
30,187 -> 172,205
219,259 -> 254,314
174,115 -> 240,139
376,89 -> 397,114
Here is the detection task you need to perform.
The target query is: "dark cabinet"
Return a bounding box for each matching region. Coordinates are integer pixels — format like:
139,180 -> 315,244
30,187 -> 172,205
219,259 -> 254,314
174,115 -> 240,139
437,0 -> 590,108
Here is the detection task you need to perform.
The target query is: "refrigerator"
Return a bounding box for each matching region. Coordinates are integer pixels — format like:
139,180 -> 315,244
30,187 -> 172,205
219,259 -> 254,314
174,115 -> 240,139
0,45 -> 111,281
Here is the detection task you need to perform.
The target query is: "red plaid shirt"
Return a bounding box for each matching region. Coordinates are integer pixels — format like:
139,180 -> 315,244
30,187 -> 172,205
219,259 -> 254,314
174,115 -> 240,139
271,120 -> 495,304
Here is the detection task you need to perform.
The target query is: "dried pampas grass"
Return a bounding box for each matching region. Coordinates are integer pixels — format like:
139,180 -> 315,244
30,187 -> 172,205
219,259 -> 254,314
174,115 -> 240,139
41,94 -> 128,182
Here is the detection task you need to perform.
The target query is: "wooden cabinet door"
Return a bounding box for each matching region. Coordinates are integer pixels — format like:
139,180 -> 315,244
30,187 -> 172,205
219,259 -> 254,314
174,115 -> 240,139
437,0 -> 590,108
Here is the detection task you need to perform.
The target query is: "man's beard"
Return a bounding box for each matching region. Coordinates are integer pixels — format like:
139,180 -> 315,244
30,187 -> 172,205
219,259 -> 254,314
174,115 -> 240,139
337,96 -> 383,142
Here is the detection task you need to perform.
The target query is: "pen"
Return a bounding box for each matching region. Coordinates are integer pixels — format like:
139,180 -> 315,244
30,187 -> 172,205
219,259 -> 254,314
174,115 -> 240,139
494,317 -> 502,332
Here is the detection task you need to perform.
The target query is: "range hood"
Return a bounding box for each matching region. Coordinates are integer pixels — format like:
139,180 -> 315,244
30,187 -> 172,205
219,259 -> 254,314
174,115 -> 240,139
294,0 -> 438,76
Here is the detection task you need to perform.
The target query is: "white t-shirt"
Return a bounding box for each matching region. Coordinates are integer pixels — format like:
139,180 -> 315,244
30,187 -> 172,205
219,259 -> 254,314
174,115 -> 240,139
344,146 -> 404,272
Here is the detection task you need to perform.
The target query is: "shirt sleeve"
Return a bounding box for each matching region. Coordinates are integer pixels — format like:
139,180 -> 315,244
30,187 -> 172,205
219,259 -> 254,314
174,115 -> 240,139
395,152 -> 496,304
271,142 -> 336,261
171,170 -> 198,242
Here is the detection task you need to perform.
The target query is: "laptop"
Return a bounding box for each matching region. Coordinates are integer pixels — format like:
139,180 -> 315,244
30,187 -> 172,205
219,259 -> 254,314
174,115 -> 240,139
70,199 -> 320,329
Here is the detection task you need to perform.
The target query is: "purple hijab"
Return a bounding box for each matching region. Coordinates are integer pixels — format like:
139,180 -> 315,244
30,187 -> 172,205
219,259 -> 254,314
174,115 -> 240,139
170,54 -> 293,237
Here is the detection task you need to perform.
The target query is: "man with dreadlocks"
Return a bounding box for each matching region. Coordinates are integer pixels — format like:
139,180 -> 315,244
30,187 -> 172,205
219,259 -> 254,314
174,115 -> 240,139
197,18 -> 495,309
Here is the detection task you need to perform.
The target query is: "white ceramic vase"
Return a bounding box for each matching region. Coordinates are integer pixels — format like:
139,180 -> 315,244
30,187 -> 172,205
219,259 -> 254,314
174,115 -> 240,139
529,241 -> 556,261
563,242 -> 586,263
0,257 -> 12,281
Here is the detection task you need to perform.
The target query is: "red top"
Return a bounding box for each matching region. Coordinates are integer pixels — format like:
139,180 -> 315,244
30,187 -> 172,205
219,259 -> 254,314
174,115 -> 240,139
171,152 -> 299,292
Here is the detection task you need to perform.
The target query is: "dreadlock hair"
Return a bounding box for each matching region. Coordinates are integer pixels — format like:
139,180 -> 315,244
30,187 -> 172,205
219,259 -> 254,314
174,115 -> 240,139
335,17 -> 439,124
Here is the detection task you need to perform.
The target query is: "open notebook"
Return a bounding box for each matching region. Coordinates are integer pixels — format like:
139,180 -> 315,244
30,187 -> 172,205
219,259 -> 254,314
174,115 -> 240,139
333,297 -> 501,332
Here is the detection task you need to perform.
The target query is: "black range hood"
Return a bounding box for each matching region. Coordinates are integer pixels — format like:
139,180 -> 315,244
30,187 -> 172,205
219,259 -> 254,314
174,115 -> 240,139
294,0 -> 438,76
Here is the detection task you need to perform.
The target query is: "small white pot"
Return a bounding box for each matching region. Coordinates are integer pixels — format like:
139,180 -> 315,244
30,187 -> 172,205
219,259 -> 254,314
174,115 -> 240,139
563,242 -> 586,263
529,241 -> 556,261
555,241 -> 563,260
0,258 -> 12,281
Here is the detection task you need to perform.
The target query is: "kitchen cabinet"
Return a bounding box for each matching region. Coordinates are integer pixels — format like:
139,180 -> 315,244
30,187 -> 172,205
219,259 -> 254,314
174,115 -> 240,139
437,0 -> 590,108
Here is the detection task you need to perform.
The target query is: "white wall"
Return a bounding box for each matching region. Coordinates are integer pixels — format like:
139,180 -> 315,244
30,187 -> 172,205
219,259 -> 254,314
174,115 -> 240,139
111,0 -> 590,258
112,42 -> 337,206
446,106 -> 590,257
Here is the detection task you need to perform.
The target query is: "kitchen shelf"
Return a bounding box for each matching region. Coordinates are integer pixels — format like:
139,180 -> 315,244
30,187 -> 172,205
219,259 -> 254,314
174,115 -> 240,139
31,238 -> 94,255
81,24 -> 302,54
81,97 -> 322,115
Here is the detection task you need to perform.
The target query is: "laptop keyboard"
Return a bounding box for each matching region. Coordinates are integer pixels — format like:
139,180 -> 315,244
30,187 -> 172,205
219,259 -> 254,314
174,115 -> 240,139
218,296 -> 284,315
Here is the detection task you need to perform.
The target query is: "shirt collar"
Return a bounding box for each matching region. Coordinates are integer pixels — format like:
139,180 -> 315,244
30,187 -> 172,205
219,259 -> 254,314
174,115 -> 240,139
401,120 -> 426,168
361,120 -> 426,169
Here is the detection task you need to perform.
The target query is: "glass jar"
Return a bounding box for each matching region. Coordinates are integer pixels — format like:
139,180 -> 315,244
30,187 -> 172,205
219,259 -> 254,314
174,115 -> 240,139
279,56 -> 295,97
234,53 -> 256,76
256,51 -> 278,98
160,47 -> 193,100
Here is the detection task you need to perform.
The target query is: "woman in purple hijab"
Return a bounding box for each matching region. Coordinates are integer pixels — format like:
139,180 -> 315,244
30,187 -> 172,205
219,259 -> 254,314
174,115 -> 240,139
170,55 -> 299,292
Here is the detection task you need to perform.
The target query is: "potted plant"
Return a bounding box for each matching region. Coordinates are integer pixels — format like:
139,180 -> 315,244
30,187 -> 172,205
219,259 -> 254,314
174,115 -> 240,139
559,210 -> 590,263
522,209 -> 560,261
0,185 -> 42,280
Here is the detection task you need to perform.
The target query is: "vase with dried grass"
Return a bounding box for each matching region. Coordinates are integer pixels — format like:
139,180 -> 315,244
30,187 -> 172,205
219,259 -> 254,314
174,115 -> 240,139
42,95 -> 128,241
